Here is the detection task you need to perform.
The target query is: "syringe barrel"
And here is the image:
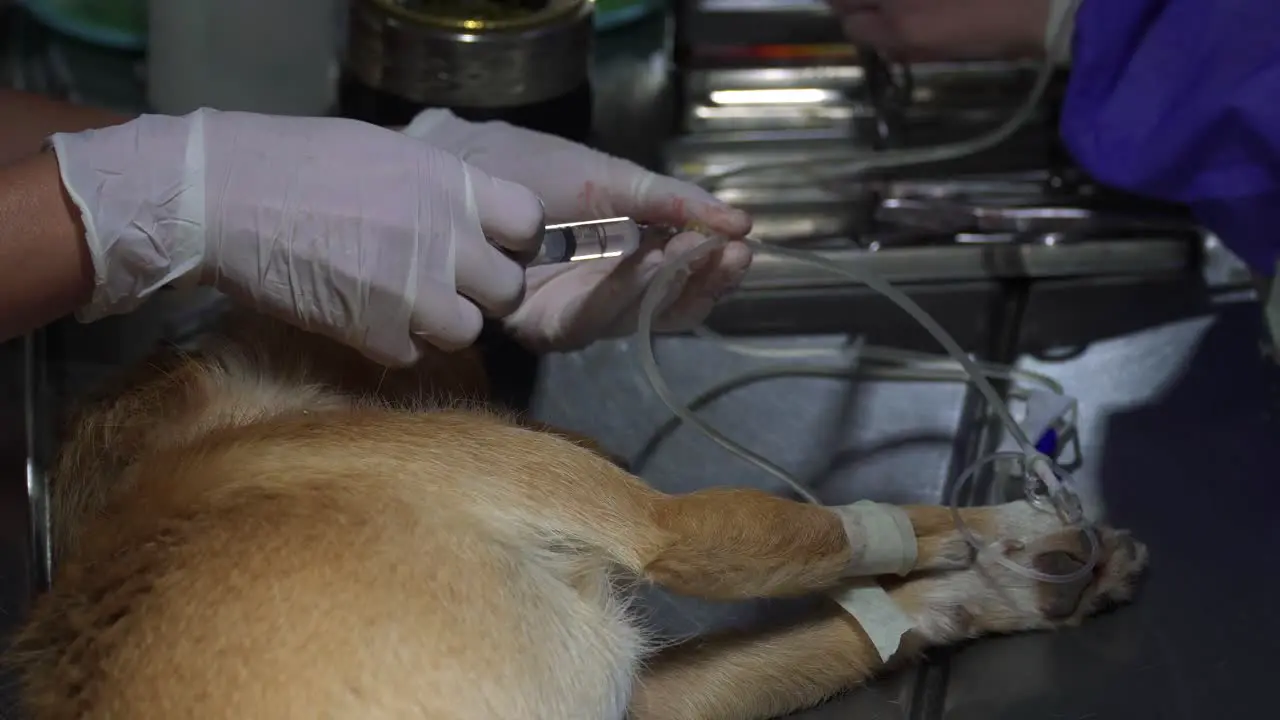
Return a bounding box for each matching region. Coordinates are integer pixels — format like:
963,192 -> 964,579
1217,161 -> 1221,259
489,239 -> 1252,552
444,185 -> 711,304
530,217 -> 642,266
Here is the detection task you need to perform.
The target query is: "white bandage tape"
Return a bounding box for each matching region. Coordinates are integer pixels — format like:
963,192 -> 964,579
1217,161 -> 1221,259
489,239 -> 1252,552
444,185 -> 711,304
829,501 -> 918,577
829,580 -> 916,662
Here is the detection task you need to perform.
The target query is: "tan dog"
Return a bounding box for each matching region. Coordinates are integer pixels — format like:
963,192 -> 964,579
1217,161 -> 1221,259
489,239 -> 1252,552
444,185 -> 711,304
7,311 -> 1147,719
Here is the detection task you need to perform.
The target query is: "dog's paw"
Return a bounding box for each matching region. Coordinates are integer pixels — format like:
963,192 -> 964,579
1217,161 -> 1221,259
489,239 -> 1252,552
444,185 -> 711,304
889,501 -> 1148,645
904,506 -> 979,572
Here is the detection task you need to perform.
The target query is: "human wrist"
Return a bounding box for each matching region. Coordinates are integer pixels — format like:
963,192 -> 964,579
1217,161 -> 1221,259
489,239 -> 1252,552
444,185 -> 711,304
0,89 -> 132,167
43,152 -> 96,307
51,112 -> 208,321
0,152 -> 95,340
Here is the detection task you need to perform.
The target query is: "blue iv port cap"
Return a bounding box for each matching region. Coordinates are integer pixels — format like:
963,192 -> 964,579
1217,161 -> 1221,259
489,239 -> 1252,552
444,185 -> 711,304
1035,428 -> 1059,458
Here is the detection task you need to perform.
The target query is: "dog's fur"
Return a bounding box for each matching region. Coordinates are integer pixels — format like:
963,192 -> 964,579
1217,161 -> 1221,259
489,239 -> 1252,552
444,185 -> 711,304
7,311 -> 1147,719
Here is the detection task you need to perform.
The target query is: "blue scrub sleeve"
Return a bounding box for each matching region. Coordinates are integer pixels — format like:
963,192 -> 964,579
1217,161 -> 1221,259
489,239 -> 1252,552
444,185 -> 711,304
1059,0 -> 1280,273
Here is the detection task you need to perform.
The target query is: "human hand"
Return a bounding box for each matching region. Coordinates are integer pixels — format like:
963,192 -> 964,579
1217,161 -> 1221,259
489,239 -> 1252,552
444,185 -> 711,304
51,109 -> 544,366
403,110 -> 753,351
829,0 -> 1063,62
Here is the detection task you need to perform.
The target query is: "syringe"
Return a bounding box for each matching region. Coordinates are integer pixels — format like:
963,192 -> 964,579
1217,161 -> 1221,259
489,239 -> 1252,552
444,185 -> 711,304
528,217 -> 643,267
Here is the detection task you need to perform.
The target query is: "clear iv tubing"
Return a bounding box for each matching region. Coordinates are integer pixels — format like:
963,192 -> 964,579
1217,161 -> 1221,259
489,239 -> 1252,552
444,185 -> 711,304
636,239 -> 1099,584
692,327 -> 1068,396
636,1 -> 1098,584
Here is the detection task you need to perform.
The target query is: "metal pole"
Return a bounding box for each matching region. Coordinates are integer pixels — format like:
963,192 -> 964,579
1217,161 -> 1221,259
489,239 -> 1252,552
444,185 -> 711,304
24,330 -> 53,594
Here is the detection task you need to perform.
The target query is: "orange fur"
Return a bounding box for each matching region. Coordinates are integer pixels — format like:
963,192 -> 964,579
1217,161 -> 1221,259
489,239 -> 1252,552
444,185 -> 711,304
8,311 -> 1147,719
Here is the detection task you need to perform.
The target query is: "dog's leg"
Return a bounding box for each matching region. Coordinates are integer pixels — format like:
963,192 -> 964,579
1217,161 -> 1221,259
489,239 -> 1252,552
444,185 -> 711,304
630,492 -> 975,600
389,419 -> 974,601
629,506 -> 1148,720
630,606 -> 884,720
474,426 -> 982,599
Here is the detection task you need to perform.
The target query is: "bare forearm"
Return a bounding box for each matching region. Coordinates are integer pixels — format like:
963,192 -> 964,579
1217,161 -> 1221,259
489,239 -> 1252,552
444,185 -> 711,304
0,90 -> 129,338
0,89 -> 131,166
0,152 -> 94,341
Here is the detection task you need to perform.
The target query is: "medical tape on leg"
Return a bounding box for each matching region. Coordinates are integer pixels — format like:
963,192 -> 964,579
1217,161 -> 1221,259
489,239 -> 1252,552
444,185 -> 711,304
829,580 -> 916,663
829,500 -> 918,577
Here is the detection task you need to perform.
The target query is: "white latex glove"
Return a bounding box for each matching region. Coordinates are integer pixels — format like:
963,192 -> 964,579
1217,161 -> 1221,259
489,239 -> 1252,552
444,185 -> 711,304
51,109 -> 544,366
403,110 -> 754,352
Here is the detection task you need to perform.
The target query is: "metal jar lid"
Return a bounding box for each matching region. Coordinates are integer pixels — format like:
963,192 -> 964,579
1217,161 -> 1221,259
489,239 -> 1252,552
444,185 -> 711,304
346,0 -> 595,109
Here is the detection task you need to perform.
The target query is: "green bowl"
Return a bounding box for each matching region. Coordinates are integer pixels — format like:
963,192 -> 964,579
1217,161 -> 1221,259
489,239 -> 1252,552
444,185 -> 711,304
595,0 -> 663,32
22,0 -> 147,51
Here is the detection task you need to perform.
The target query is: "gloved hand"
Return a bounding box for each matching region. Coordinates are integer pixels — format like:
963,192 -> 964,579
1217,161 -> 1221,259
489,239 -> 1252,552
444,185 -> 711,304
403,110 -> 754,352
829,0 -> 1074,62
51,109 -> 544,366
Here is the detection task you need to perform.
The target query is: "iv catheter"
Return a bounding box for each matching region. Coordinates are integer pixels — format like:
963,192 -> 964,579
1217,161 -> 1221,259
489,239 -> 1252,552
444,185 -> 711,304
633,0 -> 1099,585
